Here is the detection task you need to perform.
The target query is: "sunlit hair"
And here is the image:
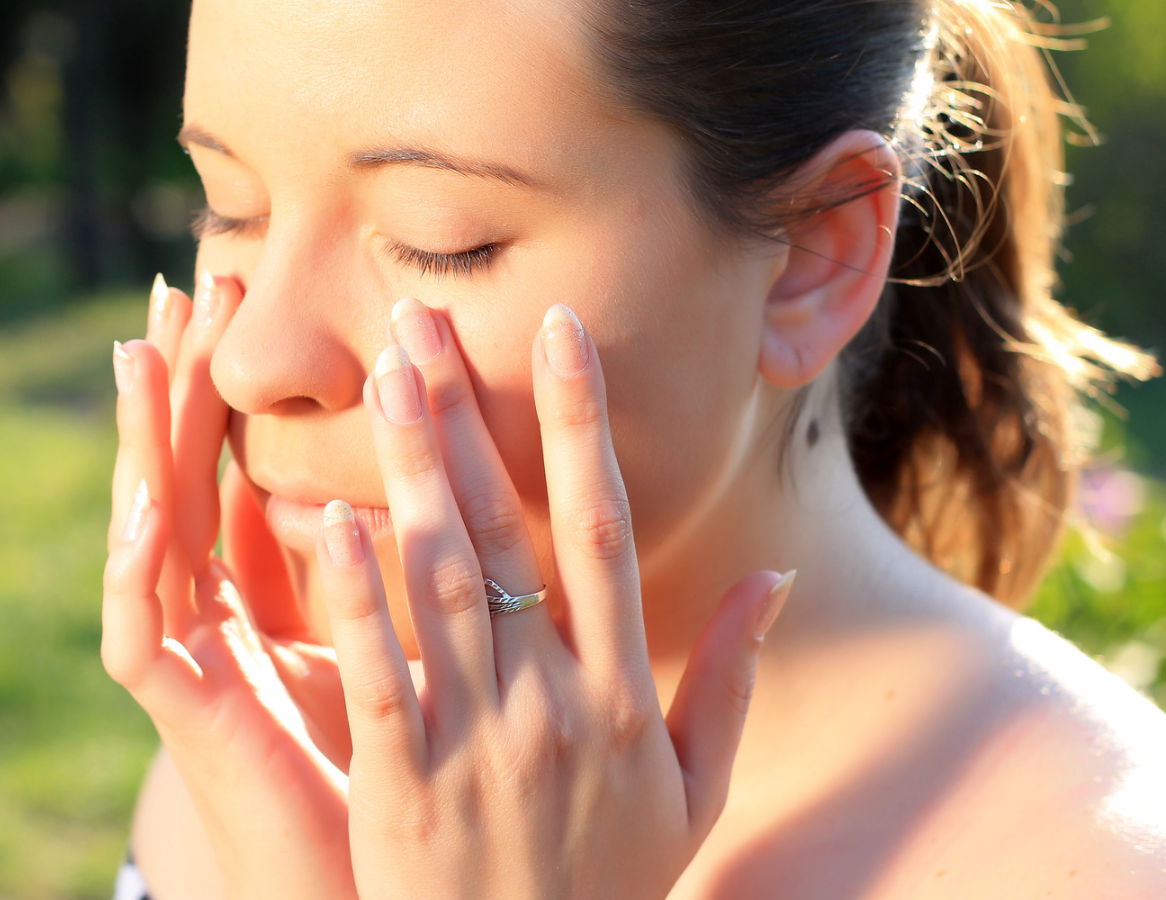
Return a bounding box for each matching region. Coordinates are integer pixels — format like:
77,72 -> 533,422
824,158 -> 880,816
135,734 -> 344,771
587,0 -> 1159,608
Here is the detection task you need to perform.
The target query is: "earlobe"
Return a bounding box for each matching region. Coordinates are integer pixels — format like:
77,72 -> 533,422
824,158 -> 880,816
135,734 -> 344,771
758,131 -> 901,388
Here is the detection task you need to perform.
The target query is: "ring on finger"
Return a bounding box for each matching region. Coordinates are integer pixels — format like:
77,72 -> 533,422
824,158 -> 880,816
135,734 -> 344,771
485,579 -> 547,617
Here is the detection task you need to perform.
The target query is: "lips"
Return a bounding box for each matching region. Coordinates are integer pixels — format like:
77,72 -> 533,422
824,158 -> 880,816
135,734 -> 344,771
261,488 -> 394,551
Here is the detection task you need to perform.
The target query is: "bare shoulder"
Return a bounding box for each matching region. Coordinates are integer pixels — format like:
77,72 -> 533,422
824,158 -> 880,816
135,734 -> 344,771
876,600 -> 1166,899
971,611 -> 1166,893
675,589 -> 1166,900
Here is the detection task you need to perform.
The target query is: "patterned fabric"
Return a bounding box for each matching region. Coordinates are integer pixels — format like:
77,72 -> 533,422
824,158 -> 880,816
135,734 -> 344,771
112,852 -> 153,900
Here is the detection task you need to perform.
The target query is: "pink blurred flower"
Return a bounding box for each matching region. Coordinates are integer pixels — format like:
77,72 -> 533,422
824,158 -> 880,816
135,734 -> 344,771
1079,466 -> 1145,537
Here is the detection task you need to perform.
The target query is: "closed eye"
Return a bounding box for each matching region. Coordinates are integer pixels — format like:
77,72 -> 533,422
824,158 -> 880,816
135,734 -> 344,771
192,206 -> 269,240
191,205 -> 499,279
389,242 -> 498,279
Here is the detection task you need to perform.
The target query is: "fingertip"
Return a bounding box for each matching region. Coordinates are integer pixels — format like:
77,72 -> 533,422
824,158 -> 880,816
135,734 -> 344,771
538,304 -> 590,378
755,570 -> 795,640
209,273 -> 245,318
362,371 -> 376,410
113,341 -> 135,395
117,338 -> 168,380
322,499 -> 365,569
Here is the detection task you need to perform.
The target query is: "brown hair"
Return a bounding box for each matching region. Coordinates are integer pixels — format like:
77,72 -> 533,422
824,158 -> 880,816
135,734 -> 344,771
587,0 -> 1159,608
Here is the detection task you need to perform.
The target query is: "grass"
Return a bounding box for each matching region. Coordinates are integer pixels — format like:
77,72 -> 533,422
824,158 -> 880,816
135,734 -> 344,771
0,292 -> 1163,898
0,292 -> 158,900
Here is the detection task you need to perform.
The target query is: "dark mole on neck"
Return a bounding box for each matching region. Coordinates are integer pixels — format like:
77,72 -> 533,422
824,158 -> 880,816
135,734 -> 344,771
807,419 -> 820,448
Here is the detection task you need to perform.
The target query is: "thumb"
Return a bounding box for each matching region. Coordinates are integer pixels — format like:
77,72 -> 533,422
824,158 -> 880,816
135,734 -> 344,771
220,459 -> 308,639
665,569 -> 795,839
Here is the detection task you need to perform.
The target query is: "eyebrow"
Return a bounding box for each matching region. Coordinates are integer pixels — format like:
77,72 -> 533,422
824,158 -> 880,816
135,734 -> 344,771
348,146 -> 546,190
178,124 -> 546,191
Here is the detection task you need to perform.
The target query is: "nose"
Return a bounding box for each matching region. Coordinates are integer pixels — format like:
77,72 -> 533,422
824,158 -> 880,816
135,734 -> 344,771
210,223 -> 374,415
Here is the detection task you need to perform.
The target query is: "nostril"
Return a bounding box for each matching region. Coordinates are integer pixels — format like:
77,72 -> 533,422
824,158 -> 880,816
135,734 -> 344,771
210,311 -> 367,416
270,395 -> 329,415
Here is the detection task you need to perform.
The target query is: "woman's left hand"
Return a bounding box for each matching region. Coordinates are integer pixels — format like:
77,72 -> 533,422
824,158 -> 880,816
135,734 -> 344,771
317,299 -> 793,900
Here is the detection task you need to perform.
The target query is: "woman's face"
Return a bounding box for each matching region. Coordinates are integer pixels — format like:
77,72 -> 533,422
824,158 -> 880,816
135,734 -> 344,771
185,0 -> 780,645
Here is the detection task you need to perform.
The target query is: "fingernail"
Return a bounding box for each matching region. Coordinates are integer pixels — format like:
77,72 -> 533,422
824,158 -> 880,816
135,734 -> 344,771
391,297 -> 442,365
373,346 -> 422,424
323,500 -> 364,567
113,341 -> 134,394
123,479 -> 151,543
193,270 -> 220,327
541,304 -> 589,377
755,570 -> 796,640
149,273 -> 170,333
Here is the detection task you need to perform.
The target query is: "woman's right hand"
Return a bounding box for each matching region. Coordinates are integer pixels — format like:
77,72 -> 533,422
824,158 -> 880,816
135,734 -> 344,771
101,274 -> 357,900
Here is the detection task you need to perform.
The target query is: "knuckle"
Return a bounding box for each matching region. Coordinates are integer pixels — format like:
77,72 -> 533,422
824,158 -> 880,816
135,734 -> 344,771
424,373 -> 472,419
101,557 -> 125,596
549,393 -> 607,431
349,673 -> 412,723
100,645 -> 131,686
100,634 -> 143,689
573,493 -> 634,561
724,667 -> 757,718
426,556 -> 484,616
524,694 -> 574,759
332,596 -> 383,629
387,440 -> 442,482
102,545 -> 141,595
495,691 -> 575,789
460,486 -> 527,560
602,683 -> 653,749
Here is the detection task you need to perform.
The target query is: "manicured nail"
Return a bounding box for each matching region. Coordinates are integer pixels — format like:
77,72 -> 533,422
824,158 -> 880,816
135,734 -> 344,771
123,479 -> 150,543
755,570 -> 796,639
194,270 -> 220,327
373,345 -> 422,424
323,500 -> 364,567
391,297 -> 442,365
113,341 -> 134,394
541,304 -> 589,377
149,273 -> 170,334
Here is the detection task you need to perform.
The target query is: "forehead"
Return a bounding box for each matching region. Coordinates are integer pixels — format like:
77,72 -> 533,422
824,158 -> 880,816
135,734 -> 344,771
185,0 -> 630,187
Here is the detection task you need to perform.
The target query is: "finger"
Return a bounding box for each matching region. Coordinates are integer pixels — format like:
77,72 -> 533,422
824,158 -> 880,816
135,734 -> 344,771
665,570 -> 794,839
221,460 -> 307,640
108,339 -> 200,632
390,298 -> 556,677
531,305 -> 644,678
366,345 -> 498,717
102,483 -> 205,722
144,273 -> 193,381
110,341 -> 171,549
317,501 -> 426,784
169,272 -> 243,575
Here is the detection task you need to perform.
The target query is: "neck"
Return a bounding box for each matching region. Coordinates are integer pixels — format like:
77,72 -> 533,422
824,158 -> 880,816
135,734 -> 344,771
637,376 -> 948,675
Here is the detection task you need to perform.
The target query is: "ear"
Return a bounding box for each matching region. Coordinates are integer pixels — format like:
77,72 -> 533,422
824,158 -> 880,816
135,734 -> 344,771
758,131 -> 901,388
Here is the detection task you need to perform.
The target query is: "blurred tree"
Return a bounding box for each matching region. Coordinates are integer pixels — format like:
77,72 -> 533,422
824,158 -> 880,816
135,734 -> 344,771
1054,0 -> 1166,472
0,0 -> 1160,463
0,0 -> 194,320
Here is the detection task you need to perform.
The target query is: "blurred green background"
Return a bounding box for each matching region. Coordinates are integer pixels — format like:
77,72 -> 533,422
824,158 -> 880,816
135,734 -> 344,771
0,0 -> 1163,897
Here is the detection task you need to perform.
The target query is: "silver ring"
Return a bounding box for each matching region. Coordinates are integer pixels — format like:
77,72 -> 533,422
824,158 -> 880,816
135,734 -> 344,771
485,578 -> 547,617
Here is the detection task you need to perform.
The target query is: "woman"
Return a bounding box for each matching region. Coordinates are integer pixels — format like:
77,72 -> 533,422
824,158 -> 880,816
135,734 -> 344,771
103,0 -> 1165,897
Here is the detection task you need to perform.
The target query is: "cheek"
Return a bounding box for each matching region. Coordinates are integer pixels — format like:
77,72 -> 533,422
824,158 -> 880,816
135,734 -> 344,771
455,221 -> 763,558
437,292 -> 547,505
593,256 -> 761,554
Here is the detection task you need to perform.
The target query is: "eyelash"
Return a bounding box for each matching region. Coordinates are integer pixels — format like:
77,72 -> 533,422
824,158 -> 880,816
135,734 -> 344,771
191,206 -> 498,279
391,242 -> 498,279
191,206 -> 268,240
